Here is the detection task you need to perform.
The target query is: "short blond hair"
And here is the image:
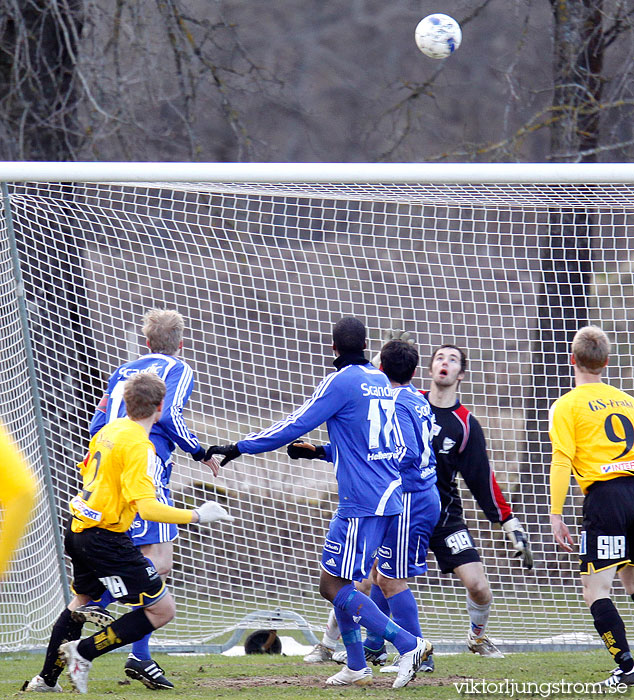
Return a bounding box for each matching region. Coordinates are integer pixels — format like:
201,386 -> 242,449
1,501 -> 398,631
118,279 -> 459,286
572,325 -> 610,374
123,373 -> 166,420
142,309 -> 184,355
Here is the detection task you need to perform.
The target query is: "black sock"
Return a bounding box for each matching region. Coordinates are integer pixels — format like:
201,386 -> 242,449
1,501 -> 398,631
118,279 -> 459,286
40,608 -> 83,687
591,598 -> 634,673
77,608 -> 156,662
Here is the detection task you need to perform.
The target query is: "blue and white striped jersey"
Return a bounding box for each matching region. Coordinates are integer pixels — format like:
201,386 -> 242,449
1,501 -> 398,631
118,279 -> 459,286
90,353 -> 204,481
392,385 -> 437,493
237,360 -> 404,518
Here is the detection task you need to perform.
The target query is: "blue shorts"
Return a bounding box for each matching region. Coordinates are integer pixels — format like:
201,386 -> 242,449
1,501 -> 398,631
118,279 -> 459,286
377,486 -> 440,579
321,512 -> 396,581
128,456 -> 178,546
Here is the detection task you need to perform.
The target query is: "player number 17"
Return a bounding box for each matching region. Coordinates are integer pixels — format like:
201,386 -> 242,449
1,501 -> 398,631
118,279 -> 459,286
367,398 -> 395,449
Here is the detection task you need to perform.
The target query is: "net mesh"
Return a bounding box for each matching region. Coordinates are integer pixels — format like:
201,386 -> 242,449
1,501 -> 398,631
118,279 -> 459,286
1,178 -> 632,652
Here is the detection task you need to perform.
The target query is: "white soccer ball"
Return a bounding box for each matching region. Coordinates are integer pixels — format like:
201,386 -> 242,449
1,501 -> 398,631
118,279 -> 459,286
414,14 -> 462,59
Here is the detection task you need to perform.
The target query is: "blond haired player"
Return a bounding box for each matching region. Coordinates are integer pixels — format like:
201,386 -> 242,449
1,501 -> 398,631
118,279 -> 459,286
76,308 -> 219,689
550,325 -> 634,689
0,424 -> 36,577
25,373 -> 232,694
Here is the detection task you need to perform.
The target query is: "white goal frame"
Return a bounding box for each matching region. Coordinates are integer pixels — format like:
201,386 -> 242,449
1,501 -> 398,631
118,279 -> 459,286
1,162 -> 633,654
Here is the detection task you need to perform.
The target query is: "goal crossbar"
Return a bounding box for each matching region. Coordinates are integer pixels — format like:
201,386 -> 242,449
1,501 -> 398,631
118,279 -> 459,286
0,161 -> 633,184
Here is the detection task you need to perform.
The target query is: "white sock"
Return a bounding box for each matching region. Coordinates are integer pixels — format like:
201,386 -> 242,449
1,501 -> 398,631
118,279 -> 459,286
467,595 -> 491,637
322,608 -> 340,649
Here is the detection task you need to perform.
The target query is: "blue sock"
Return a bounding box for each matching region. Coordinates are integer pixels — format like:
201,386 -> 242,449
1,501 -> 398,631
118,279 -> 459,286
333,607 -> 365,670
333,583 -> 416,655
387,588 -> 422,638
131,628 -> 152,660
91,590 -> 114,608
364,584 -> 390,651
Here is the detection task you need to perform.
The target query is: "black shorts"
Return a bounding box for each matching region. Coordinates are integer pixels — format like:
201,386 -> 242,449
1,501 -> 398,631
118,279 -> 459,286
580,477 -> 634,574
65,524 -> 166,607
429,520 -> 481,574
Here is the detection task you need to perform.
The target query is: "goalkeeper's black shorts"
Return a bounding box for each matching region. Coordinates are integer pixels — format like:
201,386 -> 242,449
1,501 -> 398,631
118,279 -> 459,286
429,520 -> 481,574
579,476 -> 634,574
65,522 -> 166,606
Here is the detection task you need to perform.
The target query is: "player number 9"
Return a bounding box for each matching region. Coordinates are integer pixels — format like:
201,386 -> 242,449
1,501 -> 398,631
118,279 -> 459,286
604,413 -> 634,460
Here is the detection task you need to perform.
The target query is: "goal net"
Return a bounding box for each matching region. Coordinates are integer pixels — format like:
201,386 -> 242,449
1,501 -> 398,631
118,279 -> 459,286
1,164 -> 632,653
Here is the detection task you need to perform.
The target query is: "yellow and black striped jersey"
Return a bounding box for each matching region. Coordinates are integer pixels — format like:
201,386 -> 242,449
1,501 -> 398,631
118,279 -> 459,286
70,418 -> 157,533
549,382 -> 634,495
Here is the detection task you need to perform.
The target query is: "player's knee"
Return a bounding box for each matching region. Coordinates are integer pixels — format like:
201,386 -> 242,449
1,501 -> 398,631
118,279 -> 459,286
319,573 -> 339,603
467,579 -> 491,604
155,561 -> 172,577
377,574 -> 406,598
319,578 -> 334,602
145,594 -> 176,628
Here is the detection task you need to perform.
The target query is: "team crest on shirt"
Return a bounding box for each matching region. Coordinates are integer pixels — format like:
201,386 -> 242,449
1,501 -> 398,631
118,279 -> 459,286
439,437 -> 456,454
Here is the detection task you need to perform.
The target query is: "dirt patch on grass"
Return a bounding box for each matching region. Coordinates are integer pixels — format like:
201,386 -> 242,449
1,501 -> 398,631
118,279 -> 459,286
197,673 -> 468,689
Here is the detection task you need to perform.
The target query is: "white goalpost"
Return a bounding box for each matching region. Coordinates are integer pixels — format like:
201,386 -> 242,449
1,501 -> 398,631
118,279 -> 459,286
1,162 -> 634,653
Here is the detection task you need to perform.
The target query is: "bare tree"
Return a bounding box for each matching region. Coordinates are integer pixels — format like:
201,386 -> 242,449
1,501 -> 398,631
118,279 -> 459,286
0,0 -> 289,161
0,0 -> 84,160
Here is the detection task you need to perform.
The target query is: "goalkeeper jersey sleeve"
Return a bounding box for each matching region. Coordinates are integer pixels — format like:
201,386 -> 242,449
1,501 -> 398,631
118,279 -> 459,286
455,412 -> 512,524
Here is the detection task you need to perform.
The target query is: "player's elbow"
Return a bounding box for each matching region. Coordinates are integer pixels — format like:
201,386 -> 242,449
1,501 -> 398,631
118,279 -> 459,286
136,499 -> 155,521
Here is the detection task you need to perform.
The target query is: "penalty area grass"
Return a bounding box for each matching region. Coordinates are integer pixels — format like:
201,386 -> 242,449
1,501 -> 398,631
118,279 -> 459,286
2,648 -> 614,699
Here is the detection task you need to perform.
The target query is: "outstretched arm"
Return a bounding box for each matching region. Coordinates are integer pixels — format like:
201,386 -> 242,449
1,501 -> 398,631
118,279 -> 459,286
458,417 -> 512,523
208,372 -> 343,465
459,416 -> 532,569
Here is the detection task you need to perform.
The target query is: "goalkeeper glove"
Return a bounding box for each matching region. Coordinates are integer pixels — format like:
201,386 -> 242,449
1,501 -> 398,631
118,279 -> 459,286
371,329 -> 415,369
194,500 -> 234,525
502,517 -> 533,570
287,440 -> 326,460
206,443 -> 241,466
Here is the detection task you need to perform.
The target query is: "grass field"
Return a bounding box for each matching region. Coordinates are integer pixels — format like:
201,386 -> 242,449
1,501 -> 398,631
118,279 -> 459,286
0,648 -> 621,699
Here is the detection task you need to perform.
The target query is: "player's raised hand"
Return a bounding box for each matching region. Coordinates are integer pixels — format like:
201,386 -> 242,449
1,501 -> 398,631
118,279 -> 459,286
194,500 -> 234,525
206,443 -> 241,466
550,513 -> 574,553
502,517 -> 534,569
371,329 -> 416,368
287,440 -> 325,460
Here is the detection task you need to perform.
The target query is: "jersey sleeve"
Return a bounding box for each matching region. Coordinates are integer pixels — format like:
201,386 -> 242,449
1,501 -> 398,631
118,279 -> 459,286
394,401 -> 420,471
237,372 -> 343,455
458,415 -> 512,524
89,392 -> 109,437
548,397 -> 576,462
550,449 -> 573,515
158,361 -> 204,458
89,369 -> 120,437
136,498 -> 193,524
121,442 -> 160,505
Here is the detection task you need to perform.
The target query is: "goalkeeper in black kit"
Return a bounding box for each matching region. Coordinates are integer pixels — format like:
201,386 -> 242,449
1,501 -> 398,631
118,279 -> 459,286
422,343 -> 532,658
